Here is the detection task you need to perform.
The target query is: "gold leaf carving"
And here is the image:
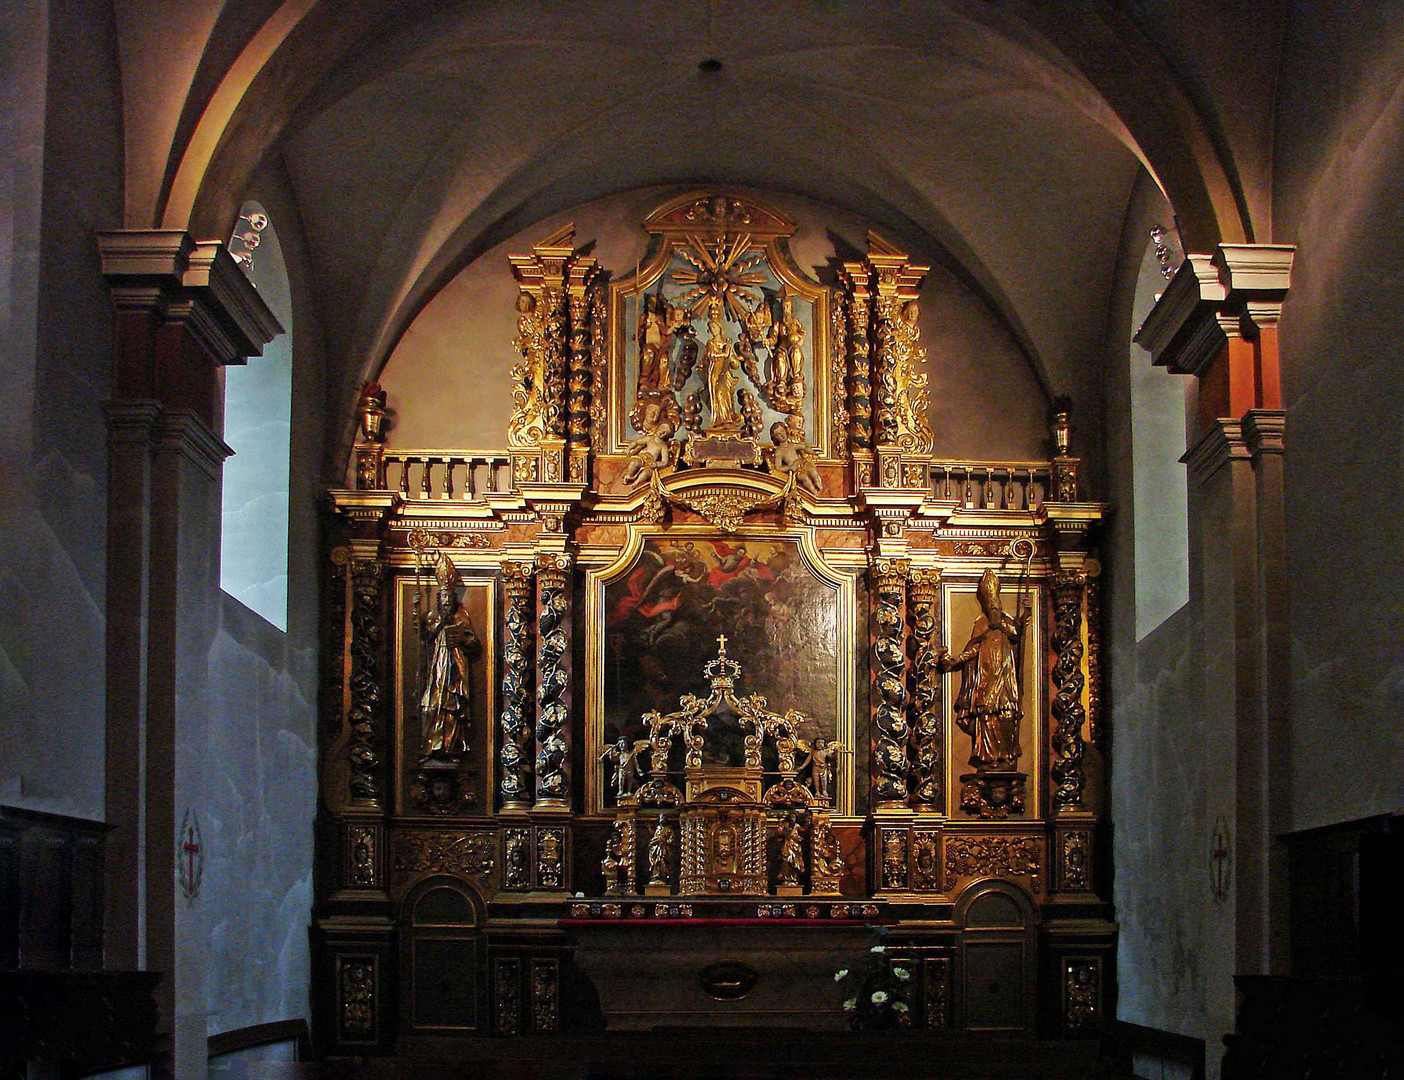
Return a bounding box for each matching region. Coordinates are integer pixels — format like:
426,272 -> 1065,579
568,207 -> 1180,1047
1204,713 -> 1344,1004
391,831 -> 496,879
944,835 -> 1041,891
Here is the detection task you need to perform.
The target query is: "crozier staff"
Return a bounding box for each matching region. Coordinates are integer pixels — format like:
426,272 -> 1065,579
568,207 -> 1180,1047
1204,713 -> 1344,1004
414,552 -> 481,762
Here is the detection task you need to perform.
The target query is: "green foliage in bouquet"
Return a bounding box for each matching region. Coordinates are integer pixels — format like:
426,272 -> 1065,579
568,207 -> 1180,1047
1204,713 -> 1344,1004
834,933 -> 914,1030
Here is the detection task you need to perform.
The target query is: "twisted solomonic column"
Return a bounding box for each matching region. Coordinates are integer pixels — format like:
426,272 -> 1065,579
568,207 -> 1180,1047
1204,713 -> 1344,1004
869,557 -> 910,809
499,561 -> 535,809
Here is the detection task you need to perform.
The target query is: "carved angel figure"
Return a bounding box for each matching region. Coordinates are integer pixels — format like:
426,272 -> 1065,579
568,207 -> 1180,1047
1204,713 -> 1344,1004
768,423 -> 823,496
801,737 -> 842,804
621,420 -> 676,485
599,736 -> 646,800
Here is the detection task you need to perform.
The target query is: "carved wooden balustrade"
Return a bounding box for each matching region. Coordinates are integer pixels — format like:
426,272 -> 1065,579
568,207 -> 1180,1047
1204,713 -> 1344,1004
380,449 -> 513,501
927,459 -> 1053,511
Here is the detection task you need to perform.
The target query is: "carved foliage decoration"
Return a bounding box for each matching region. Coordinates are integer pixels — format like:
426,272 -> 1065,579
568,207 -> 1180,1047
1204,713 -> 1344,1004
908,568 -> 943,806
1064,956 -> 1101,1031
535,555 -> 572,805
1050,572 -> 1087,811
1086,575 -> 1102,747
390,831 -> 496,881
494,958 -> 521,1035
869,558 -> 910,807
530,958 -> 559,1032
944,836 -> 1041,892
348,557 -> 385,804
500,561 -> 535,809
841,264 -> 873,454
337,956 -> 377,1042
923,957 -> 952,1029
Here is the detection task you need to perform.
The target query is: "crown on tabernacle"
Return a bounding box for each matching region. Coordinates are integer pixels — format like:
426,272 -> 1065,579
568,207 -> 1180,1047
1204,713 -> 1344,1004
703,634 -> 742,687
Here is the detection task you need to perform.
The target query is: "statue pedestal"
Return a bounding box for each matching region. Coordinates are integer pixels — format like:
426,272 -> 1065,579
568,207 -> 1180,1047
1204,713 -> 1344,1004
774,884 -> 804,897
959,770 -> 1027,819
644,883 -> 672,897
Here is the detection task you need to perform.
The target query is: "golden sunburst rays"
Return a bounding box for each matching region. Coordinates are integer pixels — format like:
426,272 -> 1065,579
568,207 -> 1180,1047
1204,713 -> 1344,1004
671,232 -> 769,322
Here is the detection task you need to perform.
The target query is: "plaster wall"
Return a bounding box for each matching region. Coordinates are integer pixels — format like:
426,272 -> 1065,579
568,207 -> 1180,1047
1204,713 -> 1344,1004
1272,4 -> 1404,832
378,187 -> 1052,466
0,0 -> 121,820
1105,170 -> 1231,1067
192,165 -> 324,1042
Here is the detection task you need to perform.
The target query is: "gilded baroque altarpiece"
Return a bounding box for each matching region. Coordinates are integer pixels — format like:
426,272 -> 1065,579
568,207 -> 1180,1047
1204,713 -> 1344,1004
317,192 -> 1111,1048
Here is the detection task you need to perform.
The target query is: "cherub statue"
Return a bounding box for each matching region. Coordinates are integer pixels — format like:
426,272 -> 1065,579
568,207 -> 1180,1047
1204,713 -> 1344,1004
768,422 -> 822,496
620,419 -> 675,485
599,736 -> 646,800
800,737 -> 843,804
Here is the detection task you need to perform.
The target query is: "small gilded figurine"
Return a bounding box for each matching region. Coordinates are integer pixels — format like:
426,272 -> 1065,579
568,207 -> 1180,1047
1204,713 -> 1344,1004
601,820 -> 630,895
414,553 -> 481,762
648,822 -> 675,887
777,812 -> 805,887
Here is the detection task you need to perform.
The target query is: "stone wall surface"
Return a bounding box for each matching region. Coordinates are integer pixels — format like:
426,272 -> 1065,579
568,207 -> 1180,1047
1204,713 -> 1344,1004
1273,4 -> 1404,832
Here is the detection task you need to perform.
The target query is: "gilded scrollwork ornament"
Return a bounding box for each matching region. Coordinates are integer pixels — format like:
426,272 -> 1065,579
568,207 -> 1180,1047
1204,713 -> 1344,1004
391,830 -> 496,881
348,557 -> 386,805
1050,571 -> 1087,811
944,835 -> 1041,892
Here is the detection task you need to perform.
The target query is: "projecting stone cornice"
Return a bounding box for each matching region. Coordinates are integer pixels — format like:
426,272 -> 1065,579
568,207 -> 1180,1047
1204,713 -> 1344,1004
1134,244 -> 1295,377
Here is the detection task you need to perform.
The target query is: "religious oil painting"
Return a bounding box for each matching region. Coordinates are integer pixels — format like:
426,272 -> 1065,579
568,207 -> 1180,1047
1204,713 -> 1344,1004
601,536 -> 840,751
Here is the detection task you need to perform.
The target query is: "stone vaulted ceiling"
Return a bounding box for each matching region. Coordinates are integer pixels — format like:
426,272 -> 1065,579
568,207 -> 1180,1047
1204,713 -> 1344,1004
118,0 -> 1272,457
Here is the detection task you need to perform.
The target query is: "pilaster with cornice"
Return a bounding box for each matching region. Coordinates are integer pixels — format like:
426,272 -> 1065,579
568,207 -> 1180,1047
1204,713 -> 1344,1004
1142,244 -> 1294,980
99,231 -> 280,1079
